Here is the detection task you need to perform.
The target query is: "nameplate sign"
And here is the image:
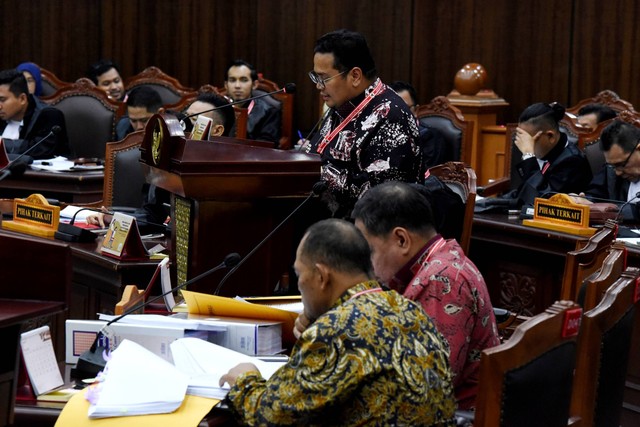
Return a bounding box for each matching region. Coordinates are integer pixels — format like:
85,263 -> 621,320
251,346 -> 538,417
562,307 -> 583,338
2,194 -> 60,238
523,194 -> 596,236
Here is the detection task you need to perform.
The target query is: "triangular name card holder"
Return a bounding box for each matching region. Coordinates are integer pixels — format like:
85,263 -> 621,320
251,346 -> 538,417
190,116 -> 213,141
100,212 -> 148,260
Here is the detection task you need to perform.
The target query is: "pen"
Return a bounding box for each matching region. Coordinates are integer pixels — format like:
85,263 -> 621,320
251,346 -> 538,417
297,130 -> 304,140
41,161 -> 52,166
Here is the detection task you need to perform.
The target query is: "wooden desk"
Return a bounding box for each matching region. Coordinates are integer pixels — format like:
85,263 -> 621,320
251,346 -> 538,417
13,366 -> 234,427
67,237 -> 163,319
0,300 -> 66,427
470,212 -> 640,426
0,169 -> 103,204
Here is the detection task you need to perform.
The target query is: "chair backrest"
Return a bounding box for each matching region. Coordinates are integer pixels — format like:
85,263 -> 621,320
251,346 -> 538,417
39,66 -> 72,97
580,241 -> 628,311
566,89 -> 636,115
570,267 -> 639,427
474,300 -> 582,427
125,66 -> 194,106
415,96 -> 474,166
42,78 -> 125,159
103,131 -> 146,208
561,219 -> 618,301
258,77 -> 294,150
426,161 -> 477,254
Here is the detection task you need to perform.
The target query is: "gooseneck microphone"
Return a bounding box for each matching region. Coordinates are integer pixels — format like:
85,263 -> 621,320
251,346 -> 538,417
0,125 -> 62,171
214,181 -> 328,296
0,161 -> 28,182
180,83 -> 296,128
72,252 -> 242,379
615,191 -> 640,223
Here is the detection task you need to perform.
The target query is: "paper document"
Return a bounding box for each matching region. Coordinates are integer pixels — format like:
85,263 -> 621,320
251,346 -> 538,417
86,340 -> 189,418
170,337 -> 286,399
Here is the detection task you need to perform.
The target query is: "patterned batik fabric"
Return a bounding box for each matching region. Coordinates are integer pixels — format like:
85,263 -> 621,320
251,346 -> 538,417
226,280 -> 457,426
390,237 -> 500,410
309,78 -> 421,216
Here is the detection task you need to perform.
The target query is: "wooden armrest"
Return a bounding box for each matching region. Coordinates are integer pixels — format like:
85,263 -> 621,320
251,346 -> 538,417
477,177 -> 511,197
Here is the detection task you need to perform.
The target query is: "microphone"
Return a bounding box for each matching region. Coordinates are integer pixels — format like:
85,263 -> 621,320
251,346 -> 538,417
72,252 -> 242,379
615,192 -> 640,223
0,125 -> 62,172
179,83 -> 296,128
0,161 -> 28,182
214,180 -> 328,295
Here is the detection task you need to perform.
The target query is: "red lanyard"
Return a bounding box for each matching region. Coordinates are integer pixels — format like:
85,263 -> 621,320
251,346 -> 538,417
247,100 -> 255,115
349,287 -> 383,300
316,79 -> 386,154
424,237 -> 446,262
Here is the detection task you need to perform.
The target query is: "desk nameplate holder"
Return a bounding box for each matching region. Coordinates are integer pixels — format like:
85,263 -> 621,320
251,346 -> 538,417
523,194 -> 596,236
100,212 -> 147,261
2,194 -> 60,238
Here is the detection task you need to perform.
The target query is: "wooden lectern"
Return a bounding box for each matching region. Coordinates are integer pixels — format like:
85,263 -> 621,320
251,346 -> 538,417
139,114 -> 321,297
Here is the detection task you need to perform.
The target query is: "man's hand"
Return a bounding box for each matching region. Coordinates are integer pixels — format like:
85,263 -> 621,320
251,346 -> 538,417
569,192 -> 593,205
219,363 -> 260,387
514,127 -> 541,156
85,206 -> 113,228
293,311 -> 312,339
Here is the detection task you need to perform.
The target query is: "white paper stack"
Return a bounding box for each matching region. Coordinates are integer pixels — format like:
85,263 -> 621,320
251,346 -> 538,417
87,340 -> 189,418
170,337 -> 286,399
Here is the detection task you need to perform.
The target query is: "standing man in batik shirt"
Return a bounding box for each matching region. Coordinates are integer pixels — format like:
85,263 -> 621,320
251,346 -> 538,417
220,219 -> 456,426
352,181 -> 500,410
304,29 -> 421,216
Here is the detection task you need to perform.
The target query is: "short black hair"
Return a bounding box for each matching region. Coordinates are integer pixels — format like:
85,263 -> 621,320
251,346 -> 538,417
87,59 -> 121,84
225,59 -> 258,82
194,92 -> 236,137
314,29 -> 377,80
0,68 -> 28,97
300,219 -> 373,276
519,102 -> 566,131
126,86 -> 163,113
600,120 -> 640,153
352,181 -> 435,237
577,103 -> 618,123
389,81 -> 418,105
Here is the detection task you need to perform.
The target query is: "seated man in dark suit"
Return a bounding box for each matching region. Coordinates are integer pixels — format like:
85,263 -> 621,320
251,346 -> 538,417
224,59 -> 281,145
115,86 -> 163,140
576,103 -> 618,132
390,81 -> 447,171
0,68 -> 69,159
87,59 -> 126,102
583,120 -> 640,221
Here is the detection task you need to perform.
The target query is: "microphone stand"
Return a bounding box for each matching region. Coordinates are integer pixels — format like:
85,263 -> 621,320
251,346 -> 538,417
0,125 -> 62,173
214,181 -> 327,295
71,252 -> 241,379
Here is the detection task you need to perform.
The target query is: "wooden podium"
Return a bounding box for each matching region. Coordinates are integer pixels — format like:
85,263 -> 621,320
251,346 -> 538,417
139,114 -> 321,297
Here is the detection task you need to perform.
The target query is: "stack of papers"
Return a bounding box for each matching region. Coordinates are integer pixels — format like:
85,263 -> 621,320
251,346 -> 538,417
86,340 -> 189,418
170,337 -> 286,399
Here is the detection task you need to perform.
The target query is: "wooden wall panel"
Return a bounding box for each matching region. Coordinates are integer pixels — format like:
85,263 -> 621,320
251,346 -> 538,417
1,0 -> 639,131
570,0 -> 640,110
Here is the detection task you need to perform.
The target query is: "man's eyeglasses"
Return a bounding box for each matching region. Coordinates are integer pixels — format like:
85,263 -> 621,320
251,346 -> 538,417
308,70 -> 348,89
607,143 -> 639,170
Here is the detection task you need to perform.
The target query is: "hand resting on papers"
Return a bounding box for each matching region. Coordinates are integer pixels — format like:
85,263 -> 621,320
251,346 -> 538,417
219,363 -> 260,387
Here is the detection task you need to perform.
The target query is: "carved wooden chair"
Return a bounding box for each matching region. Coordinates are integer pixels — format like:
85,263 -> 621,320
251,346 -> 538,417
415,96 -> 474,166
39,66 -> 72,97
579,241 -> 628,311
42,78 -> 126,159
257,77 -> 294,150
560,219 -> 618,301
570,267 -> 640,427
125,66 -> 194,106
426,161 -> 477,254
566,89 -> 635,115
165,85 -> 248,139
465,300 -> 583,427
